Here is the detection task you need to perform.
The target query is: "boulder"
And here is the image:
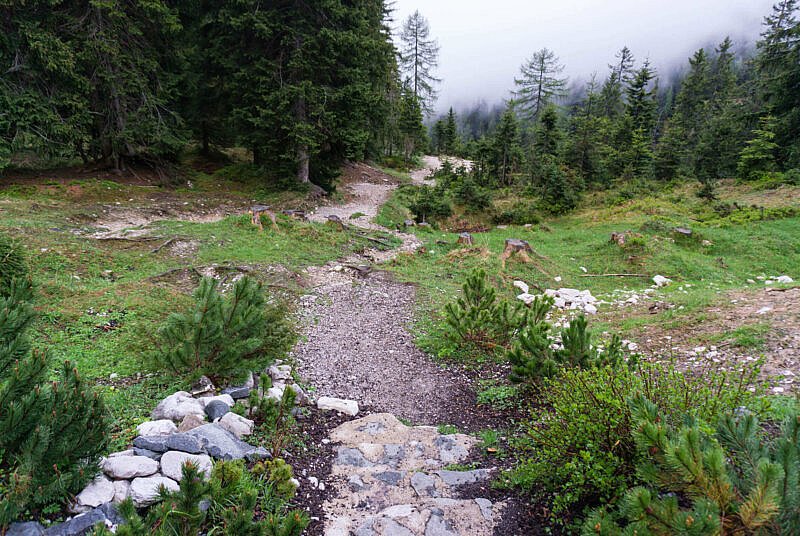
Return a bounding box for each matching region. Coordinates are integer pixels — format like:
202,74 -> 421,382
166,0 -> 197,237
190,375 -> 215,397
132,447 -> 162,461
219,412 -> 254,438
186,424 -> 263,460
268,364 -> 292,382
133,433 -> 203,455
74,475 -> 115,509
102,456 -> 158,479
151,391 -> 205,422
318,397 -> 359,416
198,394 -> 235,408
107,449 -> 134,458
289,383 -> 311,406
205,400 -> 230,420
129,476 -> 179,507
112,480 -> 130,503
178,414 -> 206,433
160,451 -> 213,481
221,385 -> 251,400
136,419 -> 177,437
653,275 -> 672,287
7,522 -> 44,536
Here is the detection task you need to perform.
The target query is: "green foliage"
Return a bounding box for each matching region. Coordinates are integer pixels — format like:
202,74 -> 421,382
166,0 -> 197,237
248,376 -> 298,458
491,200 -> 540,225
507,359 -> 764,525
407,185 -> 453,223
443,269 -> 530,351
0,234 -> 27,298
94,461 -> 307,536
508,316 -> 632,385
152,276 -> 293,382
583,396 -> 800,535
0,279 -> 108,527
738,116 -> 780,180
476,385 -> 520,411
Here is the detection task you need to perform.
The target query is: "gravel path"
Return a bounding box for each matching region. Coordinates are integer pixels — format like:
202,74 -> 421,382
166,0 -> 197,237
292,159 -> 478,426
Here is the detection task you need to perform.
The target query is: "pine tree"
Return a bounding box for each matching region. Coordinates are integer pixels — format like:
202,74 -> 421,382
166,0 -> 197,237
566,74 -> 609,185
0,280 -> 108,527
738,115 -> 780,179
491,107 -> 525,186
600,47 -> 636,119
513,48 -> 568,122
399,10 -> 441,116
442,108 -> 460,155
397,90 -> 428,163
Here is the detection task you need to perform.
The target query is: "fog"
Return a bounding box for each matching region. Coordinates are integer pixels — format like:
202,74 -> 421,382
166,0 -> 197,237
390,0 -> 775,114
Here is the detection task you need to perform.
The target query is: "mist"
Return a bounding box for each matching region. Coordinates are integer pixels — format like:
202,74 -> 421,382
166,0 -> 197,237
390,0 -> 775,114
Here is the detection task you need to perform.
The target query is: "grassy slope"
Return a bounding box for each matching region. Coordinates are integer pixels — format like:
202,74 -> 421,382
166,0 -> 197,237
379,180 -> 800,345
0,170 -> 392,448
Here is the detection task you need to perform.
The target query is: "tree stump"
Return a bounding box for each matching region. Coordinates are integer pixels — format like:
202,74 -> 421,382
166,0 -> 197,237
500,239 -> 533,267
610,231 -> 642,247
250,205 -> 277,231
282,209 -> 307,220
457,232 -> 474,246
403,219 -> 416,228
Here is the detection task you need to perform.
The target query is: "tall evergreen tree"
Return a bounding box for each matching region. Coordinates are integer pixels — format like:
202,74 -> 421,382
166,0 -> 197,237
513,48 -> 568,122
600,46 -> 636,119
442,107 -> 460,155
397,90 -> 427,163
490,107 -> 524,186
398,10 -> 441,116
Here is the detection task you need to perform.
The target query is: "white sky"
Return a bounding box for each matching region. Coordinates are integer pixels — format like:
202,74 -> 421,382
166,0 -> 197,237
389,0 -> 776,114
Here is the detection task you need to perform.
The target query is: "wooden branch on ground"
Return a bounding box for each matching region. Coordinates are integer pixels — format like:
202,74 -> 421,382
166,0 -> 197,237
96,236 -> 162,242
356,233 -> 394,248
151,237 -> 178,253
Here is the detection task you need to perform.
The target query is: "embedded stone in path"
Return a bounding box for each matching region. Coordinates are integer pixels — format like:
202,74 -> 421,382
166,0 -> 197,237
322,413 -> 502,536
317,396 -> 359,416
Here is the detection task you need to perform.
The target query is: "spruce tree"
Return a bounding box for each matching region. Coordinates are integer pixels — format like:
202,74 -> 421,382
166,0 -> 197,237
442,108 -> 460,155
513,48 -> 568,122
0,280 -> 108,527
397,90 -> 427,163
599,47 -> 636,119
491,107 -> 525,186
398,10 -> 441,116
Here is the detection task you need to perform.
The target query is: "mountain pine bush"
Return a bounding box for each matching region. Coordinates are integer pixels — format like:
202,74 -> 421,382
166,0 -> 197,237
0,233 -> 26,298
584,395 -> 800,535
153,276 -> 294,382
0,279 -> 108,527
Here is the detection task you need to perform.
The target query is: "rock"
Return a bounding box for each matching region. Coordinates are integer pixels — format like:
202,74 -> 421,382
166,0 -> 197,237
475,498 -> 493,522
221,385 -> 251,400
288,383 -> 310,405
102,456 -> 158,479
136,419 -> 177,437
268,364 -> 292,382
190,375 -> 215,397
653,275 -> 672,287
411,472 -> 438,497
74,476 -> 115,509
375,471 -> 403,486
178,414 -> 206,433
205,400 -> 230,421
151,391 -> 205,422
7,522 -> 44,536
112,480 -> 130,503
43,506 -> 112,536
160,451 -> 213,481
129,476 -> 179,507
673,227 -> 693,237
436,469 -> 491,487
186,424 -> 263,460
776,275 -> 794,284
219,412 -> 255,438
132,447 -> 162,461
133,435 -> 169,453
107,449 -> 134,458
198,394 -> 235,408
317,396 -> 359,416
584,303 -> 598,314
337,447 -> 374,467
512,280 -> 529,294
403,219 -> 416,228
425,511 -> 458,536
266,384 -> 285,401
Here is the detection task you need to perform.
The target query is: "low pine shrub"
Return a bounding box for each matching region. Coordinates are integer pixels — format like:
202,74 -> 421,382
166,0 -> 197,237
0,233 -> 27,298
152,276 -> 294,382
0,279 -> 108,527
248,375 -> 298,458
584,396 -> 800,535
407,185 -> 453,223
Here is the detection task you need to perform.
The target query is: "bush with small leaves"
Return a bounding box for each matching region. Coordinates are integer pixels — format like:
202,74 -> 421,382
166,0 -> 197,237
152,276 -> 294,382
248,375 -> 298,458
0,233 -> 27,298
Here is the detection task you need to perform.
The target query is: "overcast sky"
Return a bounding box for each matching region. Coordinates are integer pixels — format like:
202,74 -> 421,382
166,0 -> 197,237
390,0 -> 775,114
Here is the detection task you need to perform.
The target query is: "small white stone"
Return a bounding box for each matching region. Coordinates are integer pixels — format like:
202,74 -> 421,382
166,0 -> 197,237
580,266 -> 588,273
103,456 -> 159,479
512,281 -> 529,294
776,275 -> 794,284
160,451 -> 213,481
197,394 -> 235,408
757,307 -> 773,315
130,476 -> 180,507
653,275 -> 672,287
75,475 -> 115,508
219,412 -> 254,438
554,276 -> 562,282
317,396 -> 359,416
136,420 -> 178,437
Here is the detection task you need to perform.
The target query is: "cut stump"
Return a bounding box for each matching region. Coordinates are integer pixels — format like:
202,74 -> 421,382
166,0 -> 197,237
250,205 -> 277,231
500,239 -> 533,267
457,232 -> 474,246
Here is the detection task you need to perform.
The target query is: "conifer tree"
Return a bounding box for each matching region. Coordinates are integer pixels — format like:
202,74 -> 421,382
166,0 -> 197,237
0,280 -> 108,527
491,107 -> 525,186
513,48 -> 568,122
399,10 -> 441,116
397,90 -> 427,163
442,108 -> 460,155
738,115 -> 780,179
600,47 -> 636,119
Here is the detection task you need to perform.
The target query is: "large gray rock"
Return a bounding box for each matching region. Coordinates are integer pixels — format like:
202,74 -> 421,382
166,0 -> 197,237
218,412 -> 254,438
102,456 -> 158,479
132,447 -> 162,461
151,391 -> 205,422
160,451 -> 213,481
198,394 -> 235,409
268,364 -> 292,382
43,504 -> 120,536
74,475 -> 115,509
7,522 -> 44,536
204,400 -> 230,421
178,414 -> 206,432
221,372 -> 255,400
133,433 -> 203,454
129,476 -> 179,507
113,480 -> 130,503
136,419 -> 178,437
185,424 -> 263,460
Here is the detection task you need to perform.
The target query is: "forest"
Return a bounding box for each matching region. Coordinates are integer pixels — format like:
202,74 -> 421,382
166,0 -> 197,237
1,1 -> 800,535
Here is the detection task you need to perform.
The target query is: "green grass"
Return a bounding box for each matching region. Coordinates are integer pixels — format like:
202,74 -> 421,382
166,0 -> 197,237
707,323 -> 772,350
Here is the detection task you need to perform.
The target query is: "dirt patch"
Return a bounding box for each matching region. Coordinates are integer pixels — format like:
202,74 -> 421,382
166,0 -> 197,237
633,287 -> 800,392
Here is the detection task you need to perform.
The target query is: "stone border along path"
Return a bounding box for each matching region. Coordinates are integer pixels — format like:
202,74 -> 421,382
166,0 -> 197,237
297,159 -> 505,535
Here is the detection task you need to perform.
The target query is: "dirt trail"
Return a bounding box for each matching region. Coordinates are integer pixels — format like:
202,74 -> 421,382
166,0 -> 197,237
295,158 -> 482,426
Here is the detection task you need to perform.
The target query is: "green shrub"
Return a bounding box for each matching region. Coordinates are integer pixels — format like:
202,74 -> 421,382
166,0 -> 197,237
94,461 -> 308,536
476,385 -> 519,411
507,360 -> 764,526
0,234 -> 27,298
508,316 -> 633,385
491,201 -> 541,225
444,269 -> 530,351
152,276 -> 294,382
248,375 -> 298,458
452,177 -> 492,212
407,185 -> 453,223
584,396 -> 800,535
0,280 -> 108,527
